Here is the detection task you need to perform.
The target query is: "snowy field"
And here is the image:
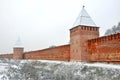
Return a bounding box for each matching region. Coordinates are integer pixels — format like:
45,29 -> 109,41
0,58 -> 120,80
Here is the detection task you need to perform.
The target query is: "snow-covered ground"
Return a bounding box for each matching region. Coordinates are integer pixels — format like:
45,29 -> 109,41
0,58 -> 120,80
0,63 -> 9,80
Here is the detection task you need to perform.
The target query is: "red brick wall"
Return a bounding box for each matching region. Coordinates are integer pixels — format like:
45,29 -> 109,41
13,48 -> 24,59
88,33 -> 120,62
24,44 -> 70,61
0,54 -> 13,58
70,26 -> 99,61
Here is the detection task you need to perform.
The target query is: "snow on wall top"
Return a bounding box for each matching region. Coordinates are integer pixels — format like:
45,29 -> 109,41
73,6 -> 96,27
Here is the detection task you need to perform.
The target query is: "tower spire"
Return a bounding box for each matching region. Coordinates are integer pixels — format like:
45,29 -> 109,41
73,6 -> 96,27
14,37 -> 24,48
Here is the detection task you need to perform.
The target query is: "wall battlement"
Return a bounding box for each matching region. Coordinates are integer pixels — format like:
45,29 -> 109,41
0,54 -> 13,58
88,33 -> 120,44
23,44 -> 70,61
87,33 -> 120,62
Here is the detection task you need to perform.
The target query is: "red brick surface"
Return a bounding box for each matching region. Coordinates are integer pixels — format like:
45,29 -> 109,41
24,44 -> 70,61
70,26 -> 99,61
13,48 -> 24,59
88,33 -> 120,62
0,54 -> 13,58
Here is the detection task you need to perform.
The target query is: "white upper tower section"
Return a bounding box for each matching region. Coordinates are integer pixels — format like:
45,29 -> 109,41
14,37 -> 24,48
73,6 -> 96,27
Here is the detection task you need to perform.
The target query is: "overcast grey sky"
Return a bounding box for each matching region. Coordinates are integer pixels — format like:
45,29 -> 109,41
0,0 -> 120,54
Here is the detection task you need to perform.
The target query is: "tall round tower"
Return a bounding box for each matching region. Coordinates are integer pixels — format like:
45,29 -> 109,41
13,37 -> 24,59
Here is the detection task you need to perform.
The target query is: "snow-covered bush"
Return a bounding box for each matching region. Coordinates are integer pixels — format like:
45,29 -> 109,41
0,59 -> 120,80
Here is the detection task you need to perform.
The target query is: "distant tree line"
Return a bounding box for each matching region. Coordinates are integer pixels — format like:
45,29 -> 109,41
104,22 -> 120,36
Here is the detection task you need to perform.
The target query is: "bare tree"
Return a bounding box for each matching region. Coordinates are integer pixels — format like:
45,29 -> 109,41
116,22 -> 120,33
6,61 -> 39,80
104,29 -> 112,36
104,22 -> 120,36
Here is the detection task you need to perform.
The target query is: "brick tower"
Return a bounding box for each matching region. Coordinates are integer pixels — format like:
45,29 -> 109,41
70,6 -> 99,61
13,37 -> 24,59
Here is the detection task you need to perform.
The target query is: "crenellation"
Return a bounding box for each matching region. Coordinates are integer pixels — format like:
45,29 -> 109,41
88,33 -> 120,45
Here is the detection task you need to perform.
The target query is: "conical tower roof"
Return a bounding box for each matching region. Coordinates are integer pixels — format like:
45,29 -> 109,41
14,37 -> 24,48
73,6 -> 96,27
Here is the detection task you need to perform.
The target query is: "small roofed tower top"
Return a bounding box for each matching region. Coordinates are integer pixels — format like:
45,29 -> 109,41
13,37 -> 24,59
73,6 -> 96,27
14,37 -> 24,48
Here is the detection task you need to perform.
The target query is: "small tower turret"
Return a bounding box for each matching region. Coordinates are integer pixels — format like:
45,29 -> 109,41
13,37 -> 24,59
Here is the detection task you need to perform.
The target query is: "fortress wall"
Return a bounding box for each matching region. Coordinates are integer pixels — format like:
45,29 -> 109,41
0,54 -> 13,58
88,33 -> 120,62
23,44 -> 70,61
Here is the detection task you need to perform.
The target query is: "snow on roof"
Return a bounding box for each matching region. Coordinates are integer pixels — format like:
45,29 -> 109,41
73,6 -> 96,27
14,37 -> 24,48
